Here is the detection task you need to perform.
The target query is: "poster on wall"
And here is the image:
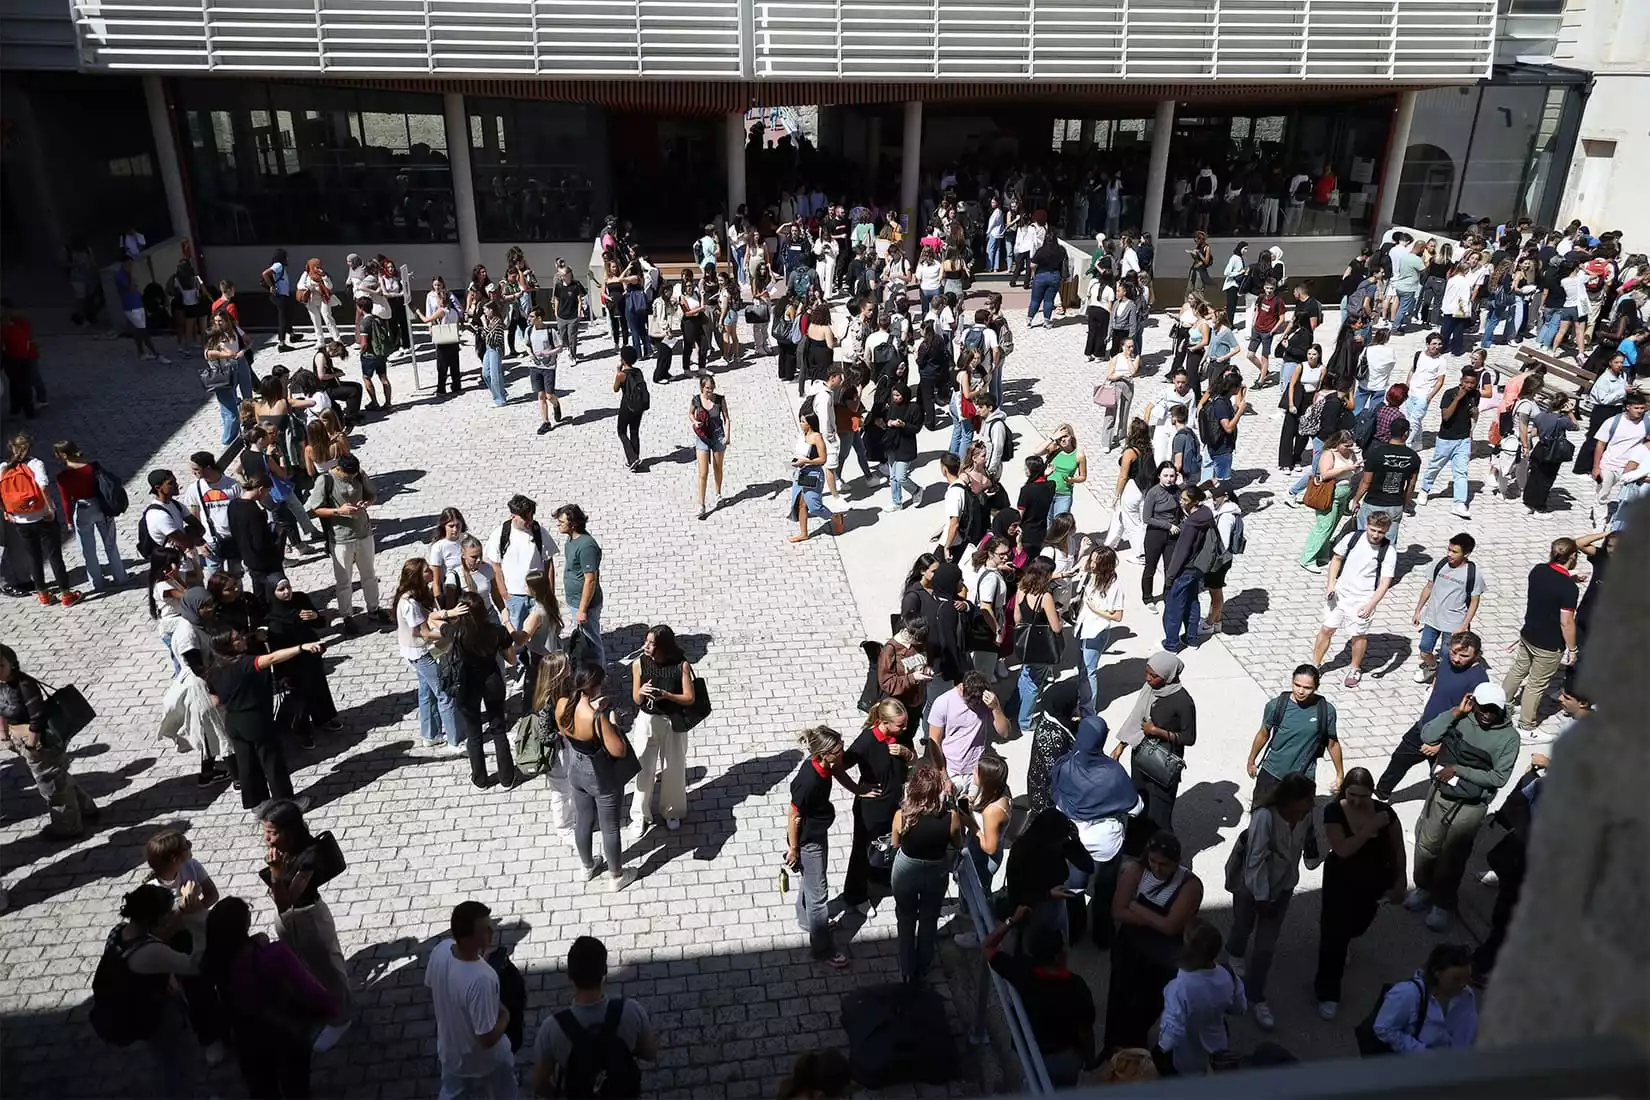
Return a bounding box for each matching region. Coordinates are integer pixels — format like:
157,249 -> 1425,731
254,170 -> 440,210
1351,157 -> 1375,186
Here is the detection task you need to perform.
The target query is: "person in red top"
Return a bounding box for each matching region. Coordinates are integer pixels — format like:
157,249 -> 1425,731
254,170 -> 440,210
210,280 -> 241,327
1,300 -> 44,419
1314,169 -> 1338,207
1245,279 -> 1285,385
786,725 -> 874,970
53,441 -> 130,591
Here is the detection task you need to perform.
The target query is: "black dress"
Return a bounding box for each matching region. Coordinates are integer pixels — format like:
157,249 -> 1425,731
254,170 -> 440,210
1129,691 -> 1198,834
840,724 -> 915,905
265,591 -> 338,734
1314,798 -> 1398,1003
1103,865 -> 1192,1053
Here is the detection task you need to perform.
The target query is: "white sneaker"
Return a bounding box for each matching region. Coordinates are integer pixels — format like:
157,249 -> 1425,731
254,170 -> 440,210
1282,494 -> 1300,509
1520,728 -> 1552,746
1479,869 -> 1500,887
1451,502 -> 1471,519
1253,1002 -> 1276,1030
1198,620 -> 1218,634
313,1019 -> 353,1052
1317,1001 -> 1339,1021
1415,490 -> 1432,505
884,501 -> 904,513
666,818 -> 681,830
608,869 -> 638,892
1414,664 -> 1433,684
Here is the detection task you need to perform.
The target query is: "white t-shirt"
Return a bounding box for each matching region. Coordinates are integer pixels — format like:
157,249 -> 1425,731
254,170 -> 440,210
3,459 -> 51,522
1077,577 -> 1125,640
1362,344 -> 1397,393
397,594 -> 432,660
1408,352 -> 1450,402
184,475 -> 240,541
427,537 -> 466,576
944,482 -> 968,547
1149,389 -> 1196,427
916,260 -> 944,292
149,857 -> 213,941
1620,440 -> 1650,484
1120,248 -> 1141,277
143,498 -> 192,545
1594,413 -> 1648,474
425,941 -> 513,1076
971,566 -> 1007,622
1332,529 -> 1397,598
484,520 -> 557,595
445,562 -> 500,623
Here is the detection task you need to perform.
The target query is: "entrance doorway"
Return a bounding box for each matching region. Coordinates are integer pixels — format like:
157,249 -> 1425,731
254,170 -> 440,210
608,114 -> 722,251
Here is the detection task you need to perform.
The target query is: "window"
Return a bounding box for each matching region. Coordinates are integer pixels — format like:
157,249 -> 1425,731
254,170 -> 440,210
467,98 -> 605,242
175,81 -> 456,246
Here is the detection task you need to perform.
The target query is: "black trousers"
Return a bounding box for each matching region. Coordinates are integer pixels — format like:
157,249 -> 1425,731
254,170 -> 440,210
1376,721 -> 1425,795
680,316 -> 709,375
841,796 -> 897,905
1133,772 -> 1178,836
1225,286 -> 1243,325
458,675 -> 514,784
276,653 -> 338,734
4,356 -> 36,417
1473,834 -> 1526,979
918,370 -> 948,432
1183,348 -> 1206,401
1315,884 -> 1380,1002
616,408 -> 643,466
777,341 -> 798,381
326,381 -> 364,421
1278,411 -> 1308,468
236,1033 -> 315,1100
434,343 -> 462,394
229,725 -> 294,810
1084,308 -> 1110,357
1523,458 -> 1562,512
270,293 -> 298,344
15,520 -> 69,593
1141,527 -> 1172,601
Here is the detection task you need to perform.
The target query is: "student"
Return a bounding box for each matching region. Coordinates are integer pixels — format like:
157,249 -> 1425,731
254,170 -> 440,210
787,725 -> 874,970
532,936 -> 656,1099
485,494 -> 559,646
527,309 -> 565,435
613,346 -> 649,470
3,432 -> 83,605
306,453 -> 384,634
1310,513 -> 1399,688
1371,943 -> 1478,1053
1412,533 -> 1485,682
1245,663 -> 1342,804
425,901 -> 516,1099
983,925 -> 1097,1086
1416,368 -> 1480,519
1375,630 -> 1489,798
1227,772 -> 1315,1030
1154,920 -> 1246,1075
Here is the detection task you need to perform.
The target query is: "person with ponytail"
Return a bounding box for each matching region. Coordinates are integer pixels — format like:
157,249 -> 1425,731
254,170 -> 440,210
787,725 -> 876,970
839,698 -> 917,910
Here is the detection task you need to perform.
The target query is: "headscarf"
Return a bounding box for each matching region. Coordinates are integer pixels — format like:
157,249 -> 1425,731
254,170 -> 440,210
1114,651 -> 1187,749
178,587 -> 213,628
261,576 -> 314,646
990,506 -> 1021,543
922,563 -> 967,682
1049,717 -> 1137,823
305,258 -> 331,301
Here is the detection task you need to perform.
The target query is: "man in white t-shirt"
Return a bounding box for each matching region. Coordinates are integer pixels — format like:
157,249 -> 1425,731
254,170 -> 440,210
141,468 -> 204,564
485,494 -> 559,637
426,901 -> 515,1100
939,453 -> 969,559
184,451 -> 242,579
1402,333 -> 1451,444
1590,391 -> 1648,525
1147,370 -> 1197,458
1312,512 -> 1399,688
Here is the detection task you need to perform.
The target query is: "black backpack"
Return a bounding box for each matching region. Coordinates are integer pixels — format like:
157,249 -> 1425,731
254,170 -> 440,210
133,503 -> 166,562
621,367 -> 650,413
1354,978 -> 1426,1056
498,518 -> 544,562
553,998 -> 642,1099
89,928 -> 166,1047
1353,406 -> 1380,453
871,336 -> 902,374
437,642 -> 469,699
1198,399 -> 1230,451
93,463 -> 130,516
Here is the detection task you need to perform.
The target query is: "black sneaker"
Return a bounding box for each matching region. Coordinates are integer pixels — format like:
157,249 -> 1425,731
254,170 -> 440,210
342,617 -> 360,637
537,422 -> 552,435
196,767 -> 230,788
297,729 -> 316,750
472,775 -> 498,790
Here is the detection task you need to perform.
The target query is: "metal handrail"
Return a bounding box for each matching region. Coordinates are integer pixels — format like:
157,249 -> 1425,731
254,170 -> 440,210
953,851 -> 1055,1095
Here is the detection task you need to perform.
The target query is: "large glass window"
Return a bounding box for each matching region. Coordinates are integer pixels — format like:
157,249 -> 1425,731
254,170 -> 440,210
467,99 -> 605,242
175,81 -> 455,246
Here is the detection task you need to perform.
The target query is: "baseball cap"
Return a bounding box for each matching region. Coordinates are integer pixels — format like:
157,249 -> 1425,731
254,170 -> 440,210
147,468 -> 174,492
1471,683 -> 1508,710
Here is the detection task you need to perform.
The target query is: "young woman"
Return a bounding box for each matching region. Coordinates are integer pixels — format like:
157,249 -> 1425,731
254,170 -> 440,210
252,373 -> 298,468
207,571 -> 262,638
1227,771 -> 1316,1030
630,624 -> 697,833
1,642 -> 101,836
302,414 -> 349,484
479,300 -> 508,407
416,276 -> 465,397
1084,271 -> 1114,361
1155,920 -> 1245,1075
1522,392 -> 1577,513
840,698 -> 917,909
296,259 -> 340,342
392,557 -> 463,751
1315,767 -> 1406,1020
1298,431 -> 1361,571
788,411 -> 842,543
1113,650 -> 1198,832
1074,545 -> 1125,717
691,374 -> 731,520
443,534 -> 502,622
1140,461 -> 1182,604
169,259 -> 208,349
1279,344 -> 1326,471
800,303 -> 837,400
890,765 -> 962,984
259,798 -> 354,1051
1096,337 -> 1139,452
312,340 -> 365,421
50,440 -> 129,593
787,725 -> 872,970
717,270 -> 742,363
674,267 -> 708,377
203,895 -> 337,1098
511,567 -> 561,680
1013,558 -> 1065,732
1371,942 -> 1479,1052
3,434 -> 78,605
1104,830 -> 1205,1053
601,258 -> 629,351
1104,419 -> 1154,563
264,578 -> 340,748
100,885 -> 197,1093
962,536 -> 1013,675
448,591 -> 519,790
425,507 -> 468,591
960,752 -> 1012,897
1108,282 -> 1138,358
557,663 -> 638,891
207,630 -> 319,810
1040,423 -> 1087,522
529,651 -> 577,830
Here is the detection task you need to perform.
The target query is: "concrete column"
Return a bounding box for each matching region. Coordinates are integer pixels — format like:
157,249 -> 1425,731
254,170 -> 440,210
900,100 -> 922,260
1140,98 -> 1175,241
142,75 -> 192,244
1375,89 -> 1419,235
726,111 -> 748,217
443,91 -> 482,275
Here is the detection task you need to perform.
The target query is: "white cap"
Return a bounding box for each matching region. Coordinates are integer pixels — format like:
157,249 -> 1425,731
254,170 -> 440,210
1471,683 -> 1508,710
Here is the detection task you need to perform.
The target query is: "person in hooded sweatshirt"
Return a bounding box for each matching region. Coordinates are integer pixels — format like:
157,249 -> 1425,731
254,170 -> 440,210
1160,484 -> 1216,652
1049,716 -> 1143,947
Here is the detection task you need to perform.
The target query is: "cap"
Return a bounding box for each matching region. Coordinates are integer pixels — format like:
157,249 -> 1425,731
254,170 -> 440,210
1471,683 -> 1508,709
147,468 -> 174,492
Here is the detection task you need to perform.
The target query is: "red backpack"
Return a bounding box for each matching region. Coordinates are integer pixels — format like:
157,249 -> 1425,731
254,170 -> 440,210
1,463 -> 46,517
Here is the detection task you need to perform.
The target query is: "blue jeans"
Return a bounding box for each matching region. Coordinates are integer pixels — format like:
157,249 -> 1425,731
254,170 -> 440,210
1479,304 -> 1508,348
920,288 -> 939,315
72,500 -> 129,589
1208,451 -> 1234,480
888,459 -> 918,506
1418,624 -> 1447,657
1422,435 -> 1472,504
1028,271 -> 1061,321
409,653 -> 460,745
1161,569 -> 1203,651
947,394 -> 974,458
214,386 -> 240,445
1289,439 -> 1326,495
892,850 -> 949,983
1078,627 -> 1113,718
437,1061 -> 517,1100
625,304 -> 652,357
987,237 -> 1006,272
1049,493 -> 1072,524
1403,394 -> 1431,439
1394,290 -> 1417,329
1017,663 -> 1054,731
482,347 -> 506,405
733,243 -> 747,287
1440,315 -> 1468,356
1353,387 -> 1382,415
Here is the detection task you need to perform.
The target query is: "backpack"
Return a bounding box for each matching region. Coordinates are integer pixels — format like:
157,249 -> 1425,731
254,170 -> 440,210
621,367 -> 650,413
1298,394 -> 1329,439
961,325 -> 986,356
990,316 -> 1014,354
1,462 -> 46,517
691,238 -> 705,265
1198,400 -> 1231,451
787,265 -> 816,299
135,503 -> 163,561
1292,176 -> 1313,203
93,463 -> 130,516
1530,415 -> 1575,466
497,518 -> 544,562
1353,406 -> 1381,452
1225,510 -> 1248,555
989,416 -> 1016,462
871,336 -> 902,374
1266,692 -> 1332,761
1336,529 -> 1391,576
1354,978 -> 1427,1056
89,928 -> 166,1047
552,998 -> 642,1099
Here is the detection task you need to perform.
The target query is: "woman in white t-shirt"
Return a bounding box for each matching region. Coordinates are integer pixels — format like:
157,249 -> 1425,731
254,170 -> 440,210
425,507 -> 468,591
2,434 -> 78,604
1038,512 -> 1090,617
915,247 -> 945,313
1355,325 -> 1397,415
1076,546 -> 1125,718
392,559 -> 464,749
444,535 -> 504,624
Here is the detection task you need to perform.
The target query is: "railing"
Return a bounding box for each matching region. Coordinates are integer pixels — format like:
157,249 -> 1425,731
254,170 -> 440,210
953,850 -> 1055,1095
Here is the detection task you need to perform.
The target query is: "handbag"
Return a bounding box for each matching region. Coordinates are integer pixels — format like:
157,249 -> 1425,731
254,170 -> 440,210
199,357 -> 237,392
430,322 -> 460,346
669,675 -> 711,733
39,681 -> 96,746
1302,473 -> 1337,511
564,624 -> 601,668
1013,605 -> 1063,667
1168,322 -> 1187,342
1131,736 -> 1185,789
866,834 -> 895,870
744,300 -> 771,324
1093,381 -> 1119,408
594,720 -> 641,788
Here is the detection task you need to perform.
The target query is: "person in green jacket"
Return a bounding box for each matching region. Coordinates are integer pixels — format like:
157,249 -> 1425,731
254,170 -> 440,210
1405,682 -> 1518,933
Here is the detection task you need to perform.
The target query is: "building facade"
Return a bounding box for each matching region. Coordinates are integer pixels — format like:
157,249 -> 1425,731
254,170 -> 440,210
1550,0 -> 1650,247
0,0 -> 1608,307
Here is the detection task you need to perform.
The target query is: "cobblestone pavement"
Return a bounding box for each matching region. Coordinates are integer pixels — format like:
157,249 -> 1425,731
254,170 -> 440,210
0,293 -> 1598,1097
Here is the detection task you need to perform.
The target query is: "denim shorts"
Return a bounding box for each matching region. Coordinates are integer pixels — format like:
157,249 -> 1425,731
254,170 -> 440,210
361,353 -> 387,379
694,431 -> 726,454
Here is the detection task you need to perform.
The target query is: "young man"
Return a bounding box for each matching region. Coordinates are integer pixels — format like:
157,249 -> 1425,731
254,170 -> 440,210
486,494 -> 558,644
1417,368 -> 1479,519
1406,683 -> 1518,932
1349,417 -> 1418,537
1412,533 -> 1485,682
227,474 -> 283,595
1245,663 -> 1342,805
1245,279 -> 1284,383
1589,388 -> 1648,527
1390,238 -> 1426,330
1403,332 -> 1451,442
1502,537 -> 1578,735
356,296 -> 396,411
1161,484 -> 1217,651
1311,512 -> 1398,688
425,901 -> 515,1100
185,451 -> 242,580
1146,369 -> 1196,459
1375,630 -> 1488,799
306,453 -> 385,634
927,671 -> 1013,799
550,264 -> 586,362
532,936 -> 655,1100
140,467 -> 205,565
527,309 -> 565,436
938,452 -> 969,563
1169,404 -> 1201,485
553,504 -> 603,668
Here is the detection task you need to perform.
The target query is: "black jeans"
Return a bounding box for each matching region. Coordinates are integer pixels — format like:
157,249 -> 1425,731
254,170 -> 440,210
326,381 -> 364,421
1084,309 -> 1109,357
434,343 -> 462,394
270,293 -> 297,345
4,356 -> 36,417
1375,721 -> 1425,795
1009,251 -> 1031,287
15,521 -> 69,593
1141,527 -> 1172,601
457,675 -> 514,784
616,408 -> 643,467
228,724 -> 294,810
236,1033 -> 314,1100
1315,885 -> 1380,1002
680,316 -> 709,375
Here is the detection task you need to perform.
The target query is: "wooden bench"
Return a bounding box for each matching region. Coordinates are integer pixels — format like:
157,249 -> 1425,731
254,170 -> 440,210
1515,344 -> 1598,394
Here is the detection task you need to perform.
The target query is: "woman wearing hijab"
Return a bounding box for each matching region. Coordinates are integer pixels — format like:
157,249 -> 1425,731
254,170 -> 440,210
1050,717 -> 1144,947
1108,652 -> 1198,833
988,506 -> 1029,570
264,578 -> 341,749
919,561 -> 970,716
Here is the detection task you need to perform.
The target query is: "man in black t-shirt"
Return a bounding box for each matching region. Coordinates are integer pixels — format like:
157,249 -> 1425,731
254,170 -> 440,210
1502,539 -> 1579,732
1417,368 -> 1480,519
986,926 -> 1096,1085
1275,284 -> 1322,395
550,266 -> 586,361
1350,417 -> 1418,539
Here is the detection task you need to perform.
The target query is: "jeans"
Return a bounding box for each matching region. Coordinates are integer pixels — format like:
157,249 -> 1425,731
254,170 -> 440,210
1353,387 -> 1382,416
556,318 -> 579,360
1049,493 -> 1072,524
796,839 -> 834,958
409,654 -> 460,745
1207,451 -> 1233,481
888,459 -> 919,507
214,386 -> 240,445
71,499 -> 128,589
1016,663 -> 1054,731
947,394 -> 974,458
1440,315 -> 1468,356
457,680 -> 514,785
1077,627 -> 1113,718
15,520 -> 70,593
1161,569 -> 1203,650
1394,290 -> 1417,330
330,533 -> 380,615
1417,624 -> 1446,658
566,750 -> 625,877
1228,886 -> 1293,1002
1479,304 -> 1508,348
987,237 -> 1006,272
481,346 -> 506,405
1289,438 -> 1326,496
1537,307 -> 1564,348
1027,271 -> 1061,321
1402,394 -> 1431,440
437,1060 -> 518,1100
625,304 -> 652,358
892,850 -> 949,983
1422,436 -> 1472,504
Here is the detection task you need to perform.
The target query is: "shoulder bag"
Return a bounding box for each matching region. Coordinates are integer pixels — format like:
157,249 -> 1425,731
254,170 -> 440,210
1302,469 -> 1337,511
592,714 -> 641,789
1132,734 -> 1185,789
1013,597 -> 1064,666
430,322 -> 460,346
670,673 -> 712,733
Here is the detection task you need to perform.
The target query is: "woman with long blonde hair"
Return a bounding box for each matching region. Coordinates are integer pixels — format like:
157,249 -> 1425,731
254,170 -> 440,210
530,651 -> 576,830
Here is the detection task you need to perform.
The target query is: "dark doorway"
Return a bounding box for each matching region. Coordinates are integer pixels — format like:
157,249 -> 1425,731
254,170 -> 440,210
608,114 -> 721,250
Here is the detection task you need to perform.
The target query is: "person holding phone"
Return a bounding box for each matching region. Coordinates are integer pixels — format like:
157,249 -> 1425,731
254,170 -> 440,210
787,725 -> 877,970
207,629 -> 322,811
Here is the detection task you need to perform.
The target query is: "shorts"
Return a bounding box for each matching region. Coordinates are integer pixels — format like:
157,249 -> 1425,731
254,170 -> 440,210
124,307 -> 147,332
1418,624 -> 1449,655
529,365 -> 557,394
1322,598 -> 1374,637
1203,561 -> 1232,590
360,353 -> 388,379
947,770 -> 980,804
694,431 -> 726,454
184,298 -> 210,319
1247,330 -> 1275,355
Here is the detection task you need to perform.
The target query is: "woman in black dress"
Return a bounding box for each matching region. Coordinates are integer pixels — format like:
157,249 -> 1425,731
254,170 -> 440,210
1314,767 -> 1406,1019
1103,830 -> 1203,1054
207,630 -> 321,810
839,698 -> 918,910
264,578 -> 340,750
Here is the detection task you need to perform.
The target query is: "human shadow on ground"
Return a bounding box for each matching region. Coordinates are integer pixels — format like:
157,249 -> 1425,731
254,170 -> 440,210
563,406 -> 618,427
999,378 -> 1045,419
1318,633 -> 1412,680
1171,780 -> 1244,869
621,750 -> 801,872
371,511 -> 438,555
364,467 -> 426,503
638,445 -> 695,472
1220,588 -> 1270,635
712,477 -> 791,509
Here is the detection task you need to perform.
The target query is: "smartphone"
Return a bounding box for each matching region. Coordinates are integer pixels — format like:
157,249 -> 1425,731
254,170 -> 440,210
901,654 -> 927,673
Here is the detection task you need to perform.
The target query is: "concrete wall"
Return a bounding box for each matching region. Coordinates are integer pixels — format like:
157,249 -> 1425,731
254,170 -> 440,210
1558,74 -> 1650,245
